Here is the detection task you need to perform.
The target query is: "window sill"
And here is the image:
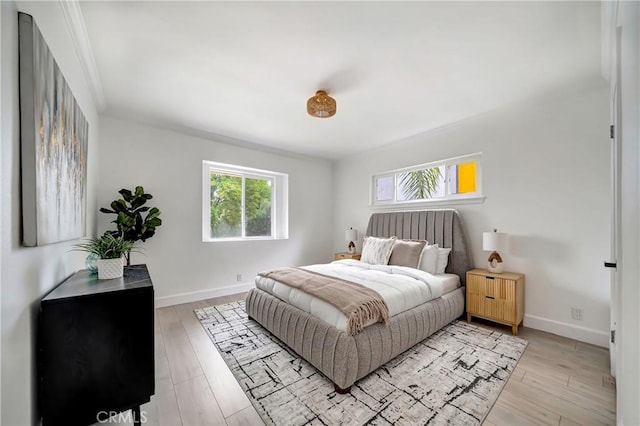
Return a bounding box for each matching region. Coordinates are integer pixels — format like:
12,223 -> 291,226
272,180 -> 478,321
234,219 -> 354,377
370,195 -> 485,210
202,236 -> 289,243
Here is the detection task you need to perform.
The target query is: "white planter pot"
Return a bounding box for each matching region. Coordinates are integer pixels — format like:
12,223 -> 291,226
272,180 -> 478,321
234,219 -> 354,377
97,257 -> 124,280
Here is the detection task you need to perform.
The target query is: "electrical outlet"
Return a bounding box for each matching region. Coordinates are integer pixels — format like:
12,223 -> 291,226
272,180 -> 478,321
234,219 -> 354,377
571,306 -> 583,321
236,274 -> 242,282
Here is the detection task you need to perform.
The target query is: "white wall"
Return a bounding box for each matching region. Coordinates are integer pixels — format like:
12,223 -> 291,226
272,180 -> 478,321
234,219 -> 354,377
97,116 -> 333,305
0,1 -> 101,424
616,1 -> 640,423
333,86 -> 610,347
0,1 -> 4,421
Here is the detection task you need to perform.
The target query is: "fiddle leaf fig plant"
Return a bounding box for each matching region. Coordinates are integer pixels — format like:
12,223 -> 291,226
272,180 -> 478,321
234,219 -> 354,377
100,186 -> 162,265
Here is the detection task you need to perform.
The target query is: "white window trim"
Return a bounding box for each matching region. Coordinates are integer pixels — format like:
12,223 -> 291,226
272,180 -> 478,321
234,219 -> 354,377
370,153 -> 485,209
202,161 -> 288,242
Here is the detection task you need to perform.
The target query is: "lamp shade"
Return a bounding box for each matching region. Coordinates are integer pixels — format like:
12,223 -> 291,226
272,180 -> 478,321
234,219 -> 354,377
345,228 -> 358,242
483,231 -> 507,252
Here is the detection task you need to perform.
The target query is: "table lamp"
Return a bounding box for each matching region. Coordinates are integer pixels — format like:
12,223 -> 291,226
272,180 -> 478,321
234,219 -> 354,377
483,229 -> 508,273
345,228 -> 358,254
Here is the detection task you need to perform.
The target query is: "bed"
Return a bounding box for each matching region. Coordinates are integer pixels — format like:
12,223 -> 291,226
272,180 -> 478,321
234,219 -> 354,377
245,209 -> 473,393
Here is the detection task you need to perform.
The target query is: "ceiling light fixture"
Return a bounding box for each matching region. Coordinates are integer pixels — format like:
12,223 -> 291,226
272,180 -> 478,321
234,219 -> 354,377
307,90 -> 336,118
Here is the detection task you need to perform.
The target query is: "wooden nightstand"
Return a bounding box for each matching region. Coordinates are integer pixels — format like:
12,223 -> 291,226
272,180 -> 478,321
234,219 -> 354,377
466,268 -> 525,335
334,252 -> 361,261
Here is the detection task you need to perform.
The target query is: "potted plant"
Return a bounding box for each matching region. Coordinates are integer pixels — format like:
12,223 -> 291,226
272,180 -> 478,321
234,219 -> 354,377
100,186 -> 162,266
73,234 -> 137,279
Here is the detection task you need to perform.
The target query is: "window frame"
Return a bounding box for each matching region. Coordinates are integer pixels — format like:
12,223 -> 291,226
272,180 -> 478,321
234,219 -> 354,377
370,153 -> 484,208
202,161 -> 288,242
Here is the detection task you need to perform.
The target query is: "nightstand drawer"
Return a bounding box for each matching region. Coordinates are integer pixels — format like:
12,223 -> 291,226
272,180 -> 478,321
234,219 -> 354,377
467,275 -> 513,299
468,294 -> 510,322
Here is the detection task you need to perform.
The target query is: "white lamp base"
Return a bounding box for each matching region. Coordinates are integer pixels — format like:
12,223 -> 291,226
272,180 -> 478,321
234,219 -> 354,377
487,251 -> 504,273
487,261 -> 504,273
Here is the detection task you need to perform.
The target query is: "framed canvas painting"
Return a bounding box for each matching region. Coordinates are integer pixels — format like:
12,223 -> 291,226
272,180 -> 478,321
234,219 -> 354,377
18,12 -> 88,246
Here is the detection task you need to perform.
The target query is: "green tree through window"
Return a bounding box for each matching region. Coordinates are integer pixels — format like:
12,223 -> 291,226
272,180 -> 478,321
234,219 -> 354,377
209,172 -> 272,238
245,177 -> 272,237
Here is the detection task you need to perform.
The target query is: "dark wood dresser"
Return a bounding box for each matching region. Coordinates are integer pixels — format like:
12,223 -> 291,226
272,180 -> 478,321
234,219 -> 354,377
38,264 -> 155,425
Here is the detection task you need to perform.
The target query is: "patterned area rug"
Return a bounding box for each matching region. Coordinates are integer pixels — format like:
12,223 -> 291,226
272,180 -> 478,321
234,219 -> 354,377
195,301 -> 527,426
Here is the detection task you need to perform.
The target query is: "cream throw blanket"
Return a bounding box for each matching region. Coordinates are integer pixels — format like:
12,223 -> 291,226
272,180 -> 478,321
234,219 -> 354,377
258,267 -> 389,336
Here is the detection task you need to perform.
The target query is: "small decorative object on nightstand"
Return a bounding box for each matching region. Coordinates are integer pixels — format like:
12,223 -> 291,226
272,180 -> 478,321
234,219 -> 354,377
483,229 -> 508,273
334,252 -> 361,261
345,227 -> 358,254
466,268 -> 524,335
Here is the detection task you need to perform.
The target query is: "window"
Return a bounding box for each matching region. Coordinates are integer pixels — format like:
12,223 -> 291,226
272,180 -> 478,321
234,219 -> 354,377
371,153 -> 483,207
202,161 -> 288,241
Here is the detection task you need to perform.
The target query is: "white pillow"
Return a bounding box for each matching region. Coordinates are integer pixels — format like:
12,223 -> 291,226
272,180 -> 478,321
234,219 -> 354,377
435,247 -> 452,274
418,244 -> 439,274
361,236 -> 397,265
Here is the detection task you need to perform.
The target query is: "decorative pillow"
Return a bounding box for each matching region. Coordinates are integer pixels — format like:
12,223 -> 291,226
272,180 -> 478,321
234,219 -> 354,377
388,239 -> 427,268
418,244 -> 439,274
361,236 -> 397,265
435,247 -> 452,274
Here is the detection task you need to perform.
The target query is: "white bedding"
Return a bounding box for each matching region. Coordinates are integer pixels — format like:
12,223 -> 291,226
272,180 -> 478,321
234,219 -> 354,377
255,259 -> 460,332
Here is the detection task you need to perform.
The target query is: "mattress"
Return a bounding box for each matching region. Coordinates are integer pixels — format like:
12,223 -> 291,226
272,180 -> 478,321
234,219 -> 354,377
255,259 -> 460,332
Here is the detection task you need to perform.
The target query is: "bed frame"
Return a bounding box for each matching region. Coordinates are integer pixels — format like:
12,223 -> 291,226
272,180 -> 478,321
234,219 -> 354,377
245,209 -> 473,392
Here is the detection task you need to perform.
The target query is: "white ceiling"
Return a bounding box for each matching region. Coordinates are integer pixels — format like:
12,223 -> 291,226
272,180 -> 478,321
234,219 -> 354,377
80,1 -> 602,159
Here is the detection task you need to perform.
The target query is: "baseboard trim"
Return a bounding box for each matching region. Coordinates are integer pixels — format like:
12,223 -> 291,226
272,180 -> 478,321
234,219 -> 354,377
155,282 -> 255,308
524,314 -> 609,348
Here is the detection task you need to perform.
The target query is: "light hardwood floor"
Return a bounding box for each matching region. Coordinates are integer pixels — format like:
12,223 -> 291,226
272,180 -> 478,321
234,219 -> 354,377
112,293 -> 616,425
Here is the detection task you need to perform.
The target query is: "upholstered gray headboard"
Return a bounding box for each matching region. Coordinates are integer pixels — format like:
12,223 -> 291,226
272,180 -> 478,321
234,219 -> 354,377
366,209 -> 473,285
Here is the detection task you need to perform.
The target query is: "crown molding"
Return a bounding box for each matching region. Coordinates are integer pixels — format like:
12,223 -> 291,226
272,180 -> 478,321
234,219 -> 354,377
59,0 -> 106,111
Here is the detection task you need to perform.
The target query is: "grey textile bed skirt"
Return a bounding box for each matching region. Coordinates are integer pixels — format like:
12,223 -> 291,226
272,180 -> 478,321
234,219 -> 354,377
245,286 -> 466,391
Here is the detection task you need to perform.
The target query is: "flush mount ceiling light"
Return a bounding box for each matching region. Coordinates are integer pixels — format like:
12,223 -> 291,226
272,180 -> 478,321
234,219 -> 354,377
307,90 -> 336,118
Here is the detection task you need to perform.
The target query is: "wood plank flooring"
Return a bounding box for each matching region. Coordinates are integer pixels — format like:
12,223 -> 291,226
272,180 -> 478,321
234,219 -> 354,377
103,293 -> 616,425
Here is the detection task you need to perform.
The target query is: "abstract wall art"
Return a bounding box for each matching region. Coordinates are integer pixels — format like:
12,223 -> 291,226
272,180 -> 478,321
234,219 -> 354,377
19,12 -> 88,246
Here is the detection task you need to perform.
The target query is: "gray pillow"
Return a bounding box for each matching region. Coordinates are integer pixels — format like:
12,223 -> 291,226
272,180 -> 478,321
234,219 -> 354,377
388,239 -> 427,268
361,236 -> 397,265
